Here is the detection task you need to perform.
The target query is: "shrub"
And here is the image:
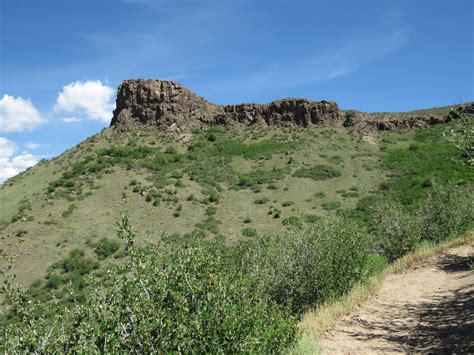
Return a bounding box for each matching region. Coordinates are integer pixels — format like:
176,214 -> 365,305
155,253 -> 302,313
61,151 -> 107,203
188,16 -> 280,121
322,201 -> 342,210
373,201 -> 421,261
242,227 -> 257,237
314,191 -> 326,198
417,183 -> 473,243
94,237 -> 121,259
293,164 -> 341,181
240,215 -> 371,312
236,167 -> 289,190
255,197 -> 270,205
374,183 -> 473,261
207,133 -> 217,142
205,206 -> 217,216
1,215 -> 298,353
443,112 -> 474,167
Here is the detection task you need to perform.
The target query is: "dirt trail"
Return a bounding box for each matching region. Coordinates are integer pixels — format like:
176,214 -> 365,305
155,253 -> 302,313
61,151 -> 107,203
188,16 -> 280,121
320,243 -> 474,354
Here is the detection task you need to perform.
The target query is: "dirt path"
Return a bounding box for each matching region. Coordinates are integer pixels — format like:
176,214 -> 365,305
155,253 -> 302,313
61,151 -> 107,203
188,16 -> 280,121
320,243 -> 474,354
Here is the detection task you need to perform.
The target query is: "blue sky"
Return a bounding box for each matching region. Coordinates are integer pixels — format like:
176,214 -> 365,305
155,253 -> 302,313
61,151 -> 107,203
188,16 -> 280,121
0,0 -> 473,181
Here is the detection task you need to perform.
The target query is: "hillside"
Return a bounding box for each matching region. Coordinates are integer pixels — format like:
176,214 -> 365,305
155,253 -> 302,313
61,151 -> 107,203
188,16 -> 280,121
0,80 -> 472,288
0,80 -> 473,352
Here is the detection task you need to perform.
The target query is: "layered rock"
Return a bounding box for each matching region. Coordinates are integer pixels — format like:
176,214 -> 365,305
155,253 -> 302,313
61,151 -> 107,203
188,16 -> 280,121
111,79 -> 219,132
111,79 -> 341,132
366,115 -> 450,131
110,79 -> 469,133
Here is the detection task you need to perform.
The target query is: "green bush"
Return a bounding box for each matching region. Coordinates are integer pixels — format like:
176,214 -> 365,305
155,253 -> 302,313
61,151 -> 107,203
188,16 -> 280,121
242,227 -> 257,237
293,164 -> 341,181
373,201 -> 421,261
61,203 -> 77,218
94,237 -> 121,259
1,215 -> 298,353
322,200 -> 342,210
314,191 -> 326,198
417,184 -> 473,243
240,215 -> 371,312
205,206 -> 217,216
374,183 -> 473,261
255,197 -> 270,204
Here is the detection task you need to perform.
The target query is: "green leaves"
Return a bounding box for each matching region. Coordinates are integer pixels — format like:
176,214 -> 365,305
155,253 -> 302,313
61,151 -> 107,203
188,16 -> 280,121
1,214 -> 297,353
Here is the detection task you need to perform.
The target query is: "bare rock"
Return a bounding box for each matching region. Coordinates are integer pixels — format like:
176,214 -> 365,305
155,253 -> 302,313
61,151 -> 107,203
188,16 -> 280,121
111,79 -> 341,132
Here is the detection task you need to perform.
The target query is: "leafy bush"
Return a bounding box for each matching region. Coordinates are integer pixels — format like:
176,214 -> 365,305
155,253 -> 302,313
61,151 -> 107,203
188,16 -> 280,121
322,200 -> 342,210
443,112 -> 473,167
314,191 -> 326,198
374,183 -> 473,261
417,183 -> 473,243
373,201 -> 421,261
293,164 -> 341,181
282,215 -> 321,228
205,206 -> 217,216
1,215 -> 298,353
211,139 -> 293,160
236,167 -> 290,190
255,197 -> 270,204
94,237 -> 121,259
240,215 -> 371,312
61,203 -> 77,218
242,227 -> 257,237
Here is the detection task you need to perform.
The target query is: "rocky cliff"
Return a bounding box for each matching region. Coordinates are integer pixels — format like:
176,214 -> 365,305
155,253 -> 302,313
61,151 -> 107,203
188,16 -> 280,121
110,79 -> 472,132
111,79 -> 341,132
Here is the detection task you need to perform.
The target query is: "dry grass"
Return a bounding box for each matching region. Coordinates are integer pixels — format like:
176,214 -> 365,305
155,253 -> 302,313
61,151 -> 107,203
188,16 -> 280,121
294,231 -> 474,353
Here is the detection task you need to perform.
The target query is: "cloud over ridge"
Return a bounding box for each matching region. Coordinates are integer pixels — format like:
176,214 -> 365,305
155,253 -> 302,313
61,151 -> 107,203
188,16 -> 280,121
55,80 -> 115,122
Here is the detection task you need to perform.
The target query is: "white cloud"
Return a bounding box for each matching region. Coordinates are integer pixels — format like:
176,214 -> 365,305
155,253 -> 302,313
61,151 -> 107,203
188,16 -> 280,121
62,117 -> 83,123
25,142 -> 41,149
0,95 -> 46,133
0,137 -> 17,157
0,137 -> 39,182
55,80 -> 115,122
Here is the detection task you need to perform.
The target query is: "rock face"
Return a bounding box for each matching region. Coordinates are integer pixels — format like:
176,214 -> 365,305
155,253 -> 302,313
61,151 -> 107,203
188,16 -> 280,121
368,116 -> 450,131
110,79 -> 468,132
111,79 -> 219,132
111,79 -> 341,132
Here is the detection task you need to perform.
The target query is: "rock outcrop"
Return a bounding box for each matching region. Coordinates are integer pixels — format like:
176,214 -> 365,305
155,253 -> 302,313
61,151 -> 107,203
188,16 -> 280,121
110,79 -> 470,133
111,79 -> 341,132
368,115 -> 450,131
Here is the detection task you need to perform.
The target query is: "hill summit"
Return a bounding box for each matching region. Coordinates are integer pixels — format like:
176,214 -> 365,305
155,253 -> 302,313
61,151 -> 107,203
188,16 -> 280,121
110,79 -> 340,132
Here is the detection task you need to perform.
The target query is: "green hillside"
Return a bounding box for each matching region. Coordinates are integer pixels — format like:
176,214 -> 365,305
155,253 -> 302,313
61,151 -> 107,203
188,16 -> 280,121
1,116 -> 472,284
0,111 -> 472,352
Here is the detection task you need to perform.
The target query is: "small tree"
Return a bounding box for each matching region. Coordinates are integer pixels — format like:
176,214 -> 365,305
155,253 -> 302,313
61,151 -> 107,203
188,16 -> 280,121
443,111 -> 474,167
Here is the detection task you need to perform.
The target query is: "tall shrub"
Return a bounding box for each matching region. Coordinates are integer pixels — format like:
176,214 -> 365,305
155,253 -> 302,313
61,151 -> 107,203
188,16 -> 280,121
240,215 -> 371,312
1,215 -> 298,353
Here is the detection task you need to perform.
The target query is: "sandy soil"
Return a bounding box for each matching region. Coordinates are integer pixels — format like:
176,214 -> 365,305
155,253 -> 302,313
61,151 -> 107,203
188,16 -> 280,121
320,243 -> 474,354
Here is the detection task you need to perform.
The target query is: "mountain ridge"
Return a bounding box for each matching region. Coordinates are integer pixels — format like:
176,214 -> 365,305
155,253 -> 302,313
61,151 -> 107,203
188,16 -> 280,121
111,79 -> 471,133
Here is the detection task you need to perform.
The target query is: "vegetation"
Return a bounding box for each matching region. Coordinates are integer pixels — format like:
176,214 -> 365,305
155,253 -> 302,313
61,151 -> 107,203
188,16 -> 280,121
1,215 -> 298,353
293,164 -> 341,181
1,113 -> 473,352
240,215 -> 371,312
374,184 -> 473,261
443,112 -> 473,167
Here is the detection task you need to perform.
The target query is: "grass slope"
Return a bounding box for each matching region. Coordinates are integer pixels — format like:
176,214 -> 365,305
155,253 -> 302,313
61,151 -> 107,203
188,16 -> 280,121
0,117 -> 471,288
